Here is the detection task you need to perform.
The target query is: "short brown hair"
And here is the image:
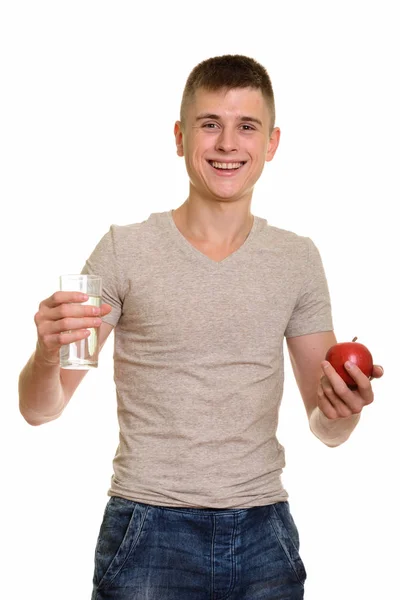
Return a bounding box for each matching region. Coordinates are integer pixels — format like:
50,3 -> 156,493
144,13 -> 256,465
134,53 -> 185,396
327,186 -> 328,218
180,54 -> 276,133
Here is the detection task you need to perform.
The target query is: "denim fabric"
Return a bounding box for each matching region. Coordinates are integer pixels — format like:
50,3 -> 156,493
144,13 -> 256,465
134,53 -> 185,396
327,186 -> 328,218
91,497 -> 306,599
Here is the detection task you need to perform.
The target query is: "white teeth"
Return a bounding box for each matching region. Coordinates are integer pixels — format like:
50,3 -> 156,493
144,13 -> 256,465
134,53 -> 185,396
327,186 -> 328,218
210,161 -> 244,170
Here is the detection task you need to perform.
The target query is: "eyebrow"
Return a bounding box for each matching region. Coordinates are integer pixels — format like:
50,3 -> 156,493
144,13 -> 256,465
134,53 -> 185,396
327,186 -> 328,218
195,113 -> 263,127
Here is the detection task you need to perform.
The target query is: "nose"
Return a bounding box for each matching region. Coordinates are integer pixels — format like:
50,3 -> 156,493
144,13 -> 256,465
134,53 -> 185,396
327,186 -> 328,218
216,127 -> 238,153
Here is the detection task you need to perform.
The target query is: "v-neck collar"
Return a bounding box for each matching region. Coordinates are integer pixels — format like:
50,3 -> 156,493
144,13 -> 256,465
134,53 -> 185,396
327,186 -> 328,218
166,209 -> 261,269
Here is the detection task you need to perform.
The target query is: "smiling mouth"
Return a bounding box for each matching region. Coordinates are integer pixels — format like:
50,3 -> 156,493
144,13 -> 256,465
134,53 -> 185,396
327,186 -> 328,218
208,160 -> 246,171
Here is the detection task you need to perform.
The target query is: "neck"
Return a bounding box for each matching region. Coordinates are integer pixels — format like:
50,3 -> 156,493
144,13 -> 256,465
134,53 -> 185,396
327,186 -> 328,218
173,196 -> 254,247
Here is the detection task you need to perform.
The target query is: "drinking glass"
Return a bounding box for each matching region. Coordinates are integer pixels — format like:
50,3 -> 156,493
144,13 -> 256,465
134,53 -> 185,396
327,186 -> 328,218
59,274 -> 102,369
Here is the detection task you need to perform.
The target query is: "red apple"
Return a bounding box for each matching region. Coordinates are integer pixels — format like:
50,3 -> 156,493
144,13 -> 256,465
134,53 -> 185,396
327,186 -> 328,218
325,337 -> 373,388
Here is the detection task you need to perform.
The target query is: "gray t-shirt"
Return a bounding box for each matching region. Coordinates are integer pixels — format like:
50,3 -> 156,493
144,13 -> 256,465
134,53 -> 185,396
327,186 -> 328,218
82,210 -> 333,509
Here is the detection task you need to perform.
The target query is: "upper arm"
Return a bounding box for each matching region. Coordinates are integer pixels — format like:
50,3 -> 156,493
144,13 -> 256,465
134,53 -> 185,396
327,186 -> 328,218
60,321 -> 114,406
286,330 -> 337,418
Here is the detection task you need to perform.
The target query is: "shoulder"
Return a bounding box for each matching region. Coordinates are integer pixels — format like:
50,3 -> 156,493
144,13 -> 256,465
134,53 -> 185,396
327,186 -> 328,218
104,211 -> 164,248
261,221 -> 315,257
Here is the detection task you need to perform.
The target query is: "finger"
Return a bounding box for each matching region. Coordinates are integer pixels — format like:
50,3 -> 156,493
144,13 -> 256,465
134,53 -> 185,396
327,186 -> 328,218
321,366 -> 365,413
321,361 -> 354,399
39,316 -> 103,337
43,300 -> 111,321
57,329 -> 92,344
40,329 -> 91,352
37,301 -> 103,328
50,301 -> 103,319
40,291 -> 89,309
317,383 -> 338,419
100,303 -> 112,316
320,377 -> 355,418
343,362 -> 374,404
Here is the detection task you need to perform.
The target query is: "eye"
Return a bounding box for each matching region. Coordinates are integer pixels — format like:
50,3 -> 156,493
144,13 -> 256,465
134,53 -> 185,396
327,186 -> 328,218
240,124 -> 255,131
202,122 -> 219,129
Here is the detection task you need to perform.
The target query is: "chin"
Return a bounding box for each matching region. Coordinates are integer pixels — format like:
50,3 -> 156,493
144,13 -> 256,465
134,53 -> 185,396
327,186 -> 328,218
209,193 -> 248,204
211,185 -> 252,201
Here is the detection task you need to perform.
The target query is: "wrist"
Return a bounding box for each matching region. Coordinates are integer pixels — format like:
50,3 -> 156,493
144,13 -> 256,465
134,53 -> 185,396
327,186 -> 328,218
310,406 -> 361,447
34,342 -> 61,369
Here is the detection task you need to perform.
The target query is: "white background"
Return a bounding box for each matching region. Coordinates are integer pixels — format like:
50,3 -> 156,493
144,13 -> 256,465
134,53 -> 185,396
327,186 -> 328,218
1,1 -> 398,598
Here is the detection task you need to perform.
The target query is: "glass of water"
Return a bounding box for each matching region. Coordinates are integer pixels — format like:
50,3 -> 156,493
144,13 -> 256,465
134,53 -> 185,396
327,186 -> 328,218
59,274 -> 102,369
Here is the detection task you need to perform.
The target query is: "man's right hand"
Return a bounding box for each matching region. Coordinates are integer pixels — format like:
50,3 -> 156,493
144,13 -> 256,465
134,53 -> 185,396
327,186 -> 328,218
34,291 -> 112,365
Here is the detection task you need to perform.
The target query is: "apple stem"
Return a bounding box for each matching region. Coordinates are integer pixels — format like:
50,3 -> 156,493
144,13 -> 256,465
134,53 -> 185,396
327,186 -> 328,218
352,336 -> 358,342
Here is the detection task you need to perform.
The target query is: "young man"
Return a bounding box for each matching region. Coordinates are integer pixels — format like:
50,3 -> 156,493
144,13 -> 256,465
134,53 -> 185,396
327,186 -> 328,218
19,55 -> 383,599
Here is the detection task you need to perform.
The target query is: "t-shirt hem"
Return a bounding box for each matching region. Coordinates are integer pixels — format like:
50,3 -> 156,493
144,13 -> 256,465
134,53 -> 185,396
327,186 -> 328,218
106,488 -> 289,510
100,314 -> 119,327
285,325 -> 333,339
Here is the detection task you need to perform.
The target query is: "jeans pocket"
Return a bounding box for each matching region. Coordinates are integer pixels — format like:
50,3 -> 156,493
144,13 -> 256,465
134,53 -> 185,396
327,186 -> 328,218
270,502 -> 307,586
94,496 -> 148,590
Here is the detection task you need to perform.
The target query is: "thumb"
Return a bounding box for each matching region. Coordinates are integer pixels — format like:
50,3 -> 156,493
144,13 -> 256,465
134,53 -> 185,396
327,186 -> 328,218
370,365 -> 384,380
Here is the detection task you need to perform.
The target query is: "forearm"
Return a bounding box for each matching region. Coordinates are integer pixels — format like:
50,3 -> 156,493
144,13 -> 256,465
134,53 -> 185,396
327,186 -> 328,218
18,344 -> 65,426
309,406 -> 361,447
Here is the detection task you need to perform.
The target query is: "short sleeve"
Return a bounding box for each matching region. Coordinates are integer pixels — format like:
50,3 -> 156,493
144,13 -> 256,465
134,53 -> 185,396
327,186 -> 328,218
285,238 -> 333,338
81,226 -> 123,327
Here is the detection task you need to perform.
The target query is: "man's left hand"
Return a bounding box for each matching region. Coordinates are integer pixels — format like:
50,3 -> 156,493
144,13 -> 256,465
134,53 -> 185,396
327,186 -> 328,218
318,361 -> 384,420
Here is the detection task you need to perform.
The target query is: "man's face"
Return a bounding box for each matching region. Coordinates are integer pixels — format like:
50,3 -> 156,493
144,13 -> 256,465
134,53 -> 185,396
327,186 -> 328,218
174,87 -> 280,204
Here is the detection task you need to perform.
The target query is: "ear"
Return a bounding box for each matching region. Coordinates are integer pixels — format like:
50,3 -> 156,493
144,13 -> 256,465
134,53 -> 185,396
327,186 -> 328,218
266,127 -> 281,163
174,121 -> 184,157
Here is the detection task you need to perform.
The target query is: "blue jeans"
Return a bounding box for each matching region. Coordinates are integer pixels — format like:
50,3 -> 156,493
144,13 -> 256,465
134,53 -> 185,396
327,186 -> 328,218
91,496 -> 306,599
